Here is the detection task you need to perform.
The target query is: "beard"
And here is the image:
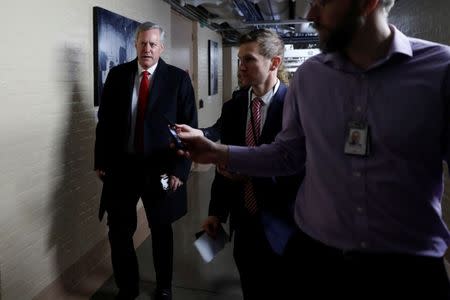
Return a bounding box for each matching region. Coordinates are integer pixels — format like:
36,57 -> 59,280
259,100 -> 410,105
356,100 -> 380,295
315,1 -> 365,53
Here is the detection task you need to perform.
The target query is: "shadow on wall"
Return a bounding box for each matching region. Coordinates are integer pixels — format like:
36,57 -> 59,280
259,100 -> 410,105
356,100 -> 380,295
442,164 -> 450,267
45,45 -> 107,297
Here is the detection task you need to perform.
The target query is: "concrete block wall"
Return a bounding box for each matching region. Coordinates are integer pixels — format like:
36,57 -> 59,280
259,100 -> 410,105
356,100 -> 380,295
389,0 -> 450,244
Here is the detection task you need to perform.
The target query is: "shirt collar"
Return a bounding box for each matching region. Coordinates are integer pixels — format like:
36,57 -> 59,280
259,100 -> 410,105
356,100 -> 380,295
322,25 -> 413,71
248,78 -> 280,106
138,61 -> 158,76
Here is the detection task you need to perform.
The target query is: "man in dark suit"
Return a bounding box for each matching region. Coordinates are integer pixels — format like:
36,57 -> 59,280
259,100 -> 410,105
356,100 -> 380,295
179,29 -> 303,300
94,22 -> 197,300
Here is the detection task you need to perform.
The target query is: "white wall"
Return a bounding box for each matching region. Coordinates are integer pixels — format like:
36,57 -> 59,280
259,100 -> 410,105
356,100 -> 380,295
170,10 -> 194,77
222,46 -> 239,103
0,1 -> 171,299
193,23 -> 223,128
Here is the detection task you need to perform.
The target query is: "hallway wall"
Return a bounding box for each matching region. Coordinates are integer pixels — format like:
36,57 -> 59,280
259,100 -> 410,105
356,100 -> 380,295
389,0 -> 450,259
222,46 -> 239,103
0,1 -> 221,299
193,24 -> 223,129
1,0 -> 450,299
0,1 -> 170,299
390,0 -> 450,45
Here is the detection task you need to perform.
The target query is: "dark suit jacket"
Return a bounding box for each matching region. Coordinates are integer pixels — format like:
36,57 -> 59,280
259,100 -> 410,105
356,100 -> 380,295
95,58 -> 198,224
208,84 -> 304,254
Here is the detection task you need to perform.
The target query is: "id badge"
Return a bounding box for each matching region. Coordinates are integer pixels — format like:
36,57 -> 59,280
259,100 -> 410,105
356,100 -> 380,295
344,121 -> 370,156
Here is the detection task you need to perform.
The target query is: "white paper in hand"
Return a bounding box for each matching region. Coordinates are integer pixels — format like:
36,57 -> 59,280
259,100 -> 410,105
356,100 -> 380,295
194,228 -> 228,263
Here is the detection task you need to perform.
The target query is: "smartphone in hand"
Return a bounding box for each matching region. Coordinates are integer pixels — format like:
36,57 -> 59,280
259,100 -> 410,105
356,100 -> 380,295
162,115 -> 186,150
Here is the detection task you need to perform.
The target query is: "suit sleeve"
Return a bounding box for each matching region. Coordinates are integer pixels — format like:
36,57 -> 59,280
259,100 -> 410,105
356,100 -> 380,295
443,64 -> 450,166
94,67 -> 118,171
208,171 -> 233,222
173,71 -> 198,181
201,114 -> 222,142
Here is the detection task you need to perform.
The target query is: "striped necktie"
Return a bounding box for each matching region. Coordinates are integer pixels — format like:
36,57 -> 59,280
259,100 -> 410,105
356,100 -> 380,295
244,97 -> 263,214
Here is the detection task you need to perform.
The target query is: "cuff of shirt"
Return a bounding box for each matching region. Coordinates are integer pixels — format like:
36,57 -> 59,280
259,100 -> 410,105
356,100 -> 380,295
227,145 -> 247,173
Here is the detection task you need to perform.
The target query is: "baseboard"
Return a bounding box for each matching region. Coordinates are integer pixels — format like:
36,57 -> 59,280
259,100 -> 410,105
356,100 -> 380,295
33,207 -> 150,300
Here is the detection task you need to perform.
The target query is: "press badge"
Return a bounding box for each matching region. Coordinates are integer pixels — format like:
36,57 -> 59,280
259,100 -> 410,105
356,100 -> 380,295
344,121 -> 370,156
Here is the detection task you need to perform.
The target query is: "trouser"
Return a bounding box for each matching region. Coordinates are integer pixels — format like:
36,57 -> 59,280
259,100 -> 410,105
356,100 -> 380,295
104,156 -> 174,294
107,204 -> 173,294
233,215 -> 288,300
283,229 -> 450,300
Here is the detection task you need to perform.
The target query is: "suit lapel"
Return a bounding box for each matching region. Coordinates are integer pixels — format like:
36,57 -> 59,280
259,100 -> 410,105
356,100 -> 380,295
259,83 -> 287,144
237,90 -> 250,146
125,60 -> 138,132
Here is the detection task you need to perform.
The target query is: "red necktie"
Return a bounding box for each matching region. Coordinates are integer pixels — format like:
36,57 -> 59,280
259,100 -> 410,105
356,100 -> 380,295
135,71 -> 150,153
244,97 -> 263,214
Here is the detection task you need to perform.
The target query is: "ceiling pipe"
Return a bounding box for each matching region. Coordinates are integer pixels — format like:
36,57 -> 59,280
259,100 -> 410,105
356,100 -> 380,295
243,18 -> 310,26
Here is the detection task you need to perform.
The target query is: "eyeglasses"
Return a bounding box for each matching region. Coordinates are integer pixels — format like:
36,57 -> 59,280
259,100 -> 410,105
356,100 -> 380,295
306,0 -> 334,9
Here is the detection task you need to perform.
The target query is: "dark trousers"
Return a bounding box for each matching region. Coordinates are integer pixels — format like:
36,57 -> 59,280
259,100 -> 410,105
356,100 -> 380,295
233,215 -> 288,300
283,229 -> 450,299
105,158 -> 174,294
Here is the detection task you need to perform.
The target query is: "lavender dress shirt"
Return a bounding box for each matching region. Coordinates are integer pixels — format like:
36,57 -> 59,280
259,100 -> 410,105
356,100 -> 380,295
228,26 -> 450,257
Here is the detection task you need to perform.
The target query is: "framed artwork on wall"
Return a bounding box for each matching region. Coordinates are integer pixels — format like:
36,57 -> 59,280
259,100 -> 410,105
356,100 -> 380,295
208,39 -> 218,95
93,7 -> 140,106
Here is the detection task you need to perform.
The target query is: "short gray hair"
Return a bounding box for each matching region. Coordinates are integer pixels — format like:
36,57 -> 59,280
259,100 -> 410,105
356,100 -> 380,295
135,22 -> 165,44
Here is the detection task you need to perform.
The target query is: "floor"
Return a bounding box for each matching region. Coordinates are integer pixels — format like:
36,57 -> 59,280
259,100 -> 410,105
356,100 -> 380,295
90,167 -> 243,300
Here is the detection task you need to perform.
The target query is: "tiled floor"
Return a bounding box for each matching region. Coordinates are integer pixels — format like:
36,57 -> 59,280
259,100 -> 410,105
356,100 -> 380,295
90,168 -> 243,300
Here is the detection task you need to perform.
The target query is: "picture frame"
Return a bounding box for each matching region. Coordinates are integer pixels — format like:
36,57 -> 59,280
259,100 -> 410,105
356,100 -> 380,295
93,7 -> 141,106
208,39 -> 218,95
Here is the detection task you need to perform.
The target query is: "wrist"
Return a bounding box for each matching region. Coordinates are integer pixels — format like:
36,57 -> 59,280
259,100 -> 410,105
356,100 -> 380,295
214,144 -> 229,166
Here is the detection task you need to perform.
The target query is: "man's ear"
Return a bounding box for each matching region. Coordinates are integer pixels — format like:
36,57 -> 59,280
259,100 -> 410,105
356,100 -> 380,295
270,56 -> 282,71
361,0 -> 380,17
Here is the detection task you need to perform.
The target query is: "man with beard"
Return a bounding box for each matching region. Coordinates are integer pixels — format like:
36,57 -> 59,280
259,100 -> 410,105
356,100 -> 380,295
176,0 -> 450,299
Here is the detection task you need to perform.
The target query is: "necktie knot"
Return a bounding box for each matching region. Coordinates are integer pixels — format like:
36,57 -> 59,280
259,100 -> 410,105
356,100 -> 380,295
252,97 -> 263,109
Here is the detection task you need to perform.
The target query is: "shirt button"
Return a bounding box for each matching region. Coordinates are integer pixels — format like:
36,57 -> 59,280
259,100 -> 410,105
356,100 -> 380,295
353,171 -> 361,177
360,242 -> 367,248
357,206 -> 364,213
356,106 -> 362,112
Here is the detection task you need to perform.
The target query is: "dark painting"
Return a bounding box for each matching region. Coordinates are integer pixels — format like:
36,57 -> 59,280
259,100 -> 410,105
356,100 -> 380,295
208,40 -> 219,95
93,7 -> 141,106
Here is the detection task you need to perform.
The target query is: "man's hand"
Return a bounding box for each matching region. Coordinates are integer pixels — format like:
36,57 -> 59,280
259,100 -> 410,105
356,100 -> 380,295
201,216 -> 221,239
175,129 -> 229,165
169,175 -> 183,191
95,169 -> 106,181
175,124 -> 204,138
216,164 -> 248,182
